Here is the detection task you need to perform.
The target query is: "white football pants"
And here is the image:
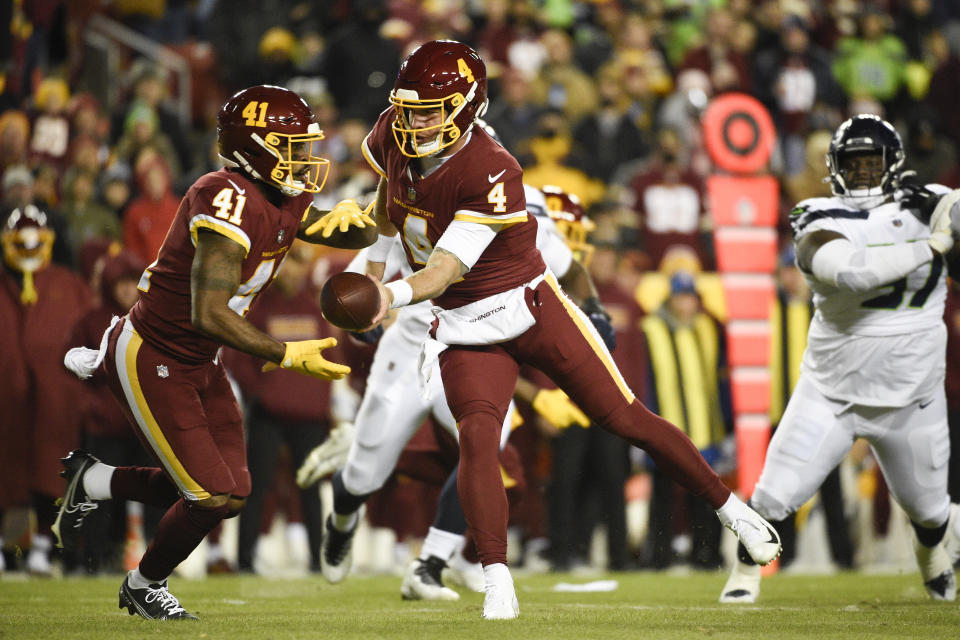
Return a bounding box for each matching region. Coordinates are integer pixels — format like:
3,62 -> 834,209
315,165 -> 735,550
751,376 -> 950,529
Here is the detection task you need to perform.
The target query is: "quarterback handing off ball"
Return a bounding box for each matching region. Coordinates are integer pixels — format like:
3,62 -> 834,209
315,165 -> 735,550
321,272 -> 382,331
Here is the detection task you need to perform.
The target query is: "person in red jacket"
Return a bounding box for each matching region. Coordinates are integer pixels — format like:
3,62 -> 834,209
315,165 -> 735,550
121,155 -> 179,264
0,205 -> 92,574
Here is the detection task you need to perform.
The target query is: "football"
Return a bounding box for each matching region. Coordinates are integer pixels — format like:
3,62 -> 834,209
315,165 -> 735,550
320,272 -> 382,331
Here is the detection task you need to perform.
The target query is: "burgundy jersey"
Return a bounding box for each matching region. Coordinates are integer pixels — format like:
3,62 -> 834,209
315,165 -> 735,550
362,108 -> 544,309
130,168 -> 311,363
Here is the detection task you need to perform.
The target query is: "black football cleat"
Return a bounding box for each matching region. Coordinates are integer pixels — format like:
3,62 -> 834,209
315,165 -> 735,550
52,450 -> 101,551
119,572 -> 199,620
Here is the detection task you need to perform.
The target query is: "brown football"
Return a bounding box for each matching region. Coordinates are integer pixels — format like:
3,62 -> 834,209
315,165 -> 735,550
320,272 -> 382,331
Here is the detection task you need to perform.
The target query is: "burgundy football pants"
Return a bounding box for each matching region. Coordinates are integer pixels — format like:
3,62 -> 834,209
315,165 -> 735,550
439,275 -> 729,567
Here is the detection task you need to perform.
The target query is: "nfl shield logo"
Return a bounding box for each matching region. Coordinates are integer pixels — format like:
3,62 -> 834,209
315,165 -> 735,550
407,186 -> 417,201
892,219 -> 903,227
157,364 -> 169,379
277,229 -> 286,243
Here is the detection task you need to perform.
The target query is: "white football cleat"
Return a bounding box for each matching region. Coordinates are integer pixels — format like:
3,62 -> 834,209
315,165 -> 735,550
481,564 -> 519,620
445,553 -> 485,593
718,501 -> 782,566
719,560 -> 761,603
297,422 -> 355,489
320,515 -> 356,584
401,557 -> 460,601
943,503 -> 960,568
914,539 -> 956,601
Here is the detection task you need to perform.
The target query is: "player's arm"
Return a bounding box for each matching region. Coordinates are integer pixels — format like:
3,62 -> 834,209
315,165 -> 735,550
191,230 -> 348,379
191,230 -> 286,361
364,177 -> 396,282
797,225 -> 942,293
557,258 -> 596,306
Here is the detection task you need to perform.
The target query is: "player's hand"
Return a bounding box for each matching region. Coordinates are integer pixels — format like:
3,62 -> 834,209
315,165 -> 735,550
305,199 -> 375,238
262,338 -> 350,380
896,171 -> 941,223
296,421 -> 355,488
359,274 -> 391,331
928,188 -> 960,255
532,388 -> 590,429
581,297 -> 616,352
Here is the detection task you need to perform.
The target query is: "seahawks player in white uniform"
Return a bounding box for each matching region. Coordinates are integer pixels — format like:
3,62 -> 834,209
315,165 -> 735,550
299,184 -> 610,600
720,114 -> 960,604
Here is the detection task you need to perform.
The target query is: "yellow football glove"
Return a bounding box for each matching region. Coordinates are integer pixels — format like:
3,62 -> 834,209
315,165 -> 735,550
531,388 -> 590,429
262,338 -> 350,380
305,199 -> 375,238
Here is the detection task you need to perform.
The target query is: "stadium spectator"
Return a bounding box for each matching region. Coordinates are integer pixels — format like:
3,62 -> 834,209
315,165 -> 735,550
623,127 -> 712,270
110,61 -> 193,176
122,157 -> 179,264
0,109 -> 30,176
27,77 -> 72,176
831,7 -> 908,114
59,167 -> 120,260
0,205 -> 92,574
530,29 -> 599,123
570,61 -> 650,184
641,271 -> 732,570
2,164 -> 72,266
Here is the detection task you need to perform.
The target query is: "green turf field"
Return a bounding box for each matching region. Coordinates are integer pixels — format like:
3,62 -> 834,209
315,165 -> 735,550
1,571 -> 958,639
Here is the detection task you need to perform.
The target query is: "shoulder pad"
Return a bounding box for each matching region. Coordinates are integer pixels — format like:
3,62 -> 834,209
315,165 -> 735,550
790,198 -> 868,235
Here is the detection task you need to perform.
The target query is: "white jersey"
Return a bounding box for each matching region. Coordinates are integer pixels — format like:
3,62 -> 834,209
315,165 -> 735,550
790,192 -> 948,406
525,184 -> 574,279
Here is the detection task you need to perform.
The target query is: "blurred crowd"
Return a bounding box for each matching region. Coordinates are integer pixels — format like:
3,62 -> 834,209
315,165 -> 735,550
2,0 -> 960,577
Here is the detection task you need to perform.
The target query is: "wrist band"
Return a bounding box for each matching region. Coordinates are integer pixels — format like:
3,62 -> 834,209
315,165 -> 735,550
365,234 -> 394,263
386,280 -> 413,309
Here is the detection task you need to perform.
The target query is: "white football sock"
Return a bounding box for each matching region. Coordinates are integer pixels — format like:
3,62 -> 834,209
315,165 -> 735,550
129,567 -> 162,588
483,562 -> 512,585
83,462 -> 116,500
420,527 -> 463,562
715,492 -> 747,526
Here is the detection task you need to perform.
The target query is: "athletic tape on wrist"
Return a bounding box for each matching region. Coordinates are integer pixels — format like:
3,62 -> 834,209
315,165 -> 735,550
365,234 -> 394,263
386,280 -> 413,309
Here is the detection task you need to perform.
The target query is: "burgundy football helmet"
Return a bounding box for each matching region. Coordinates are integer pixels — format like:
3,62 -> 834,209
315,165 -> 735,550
390,40 -> 488,158
217,85 -> 329,195
541,185 -> 596,267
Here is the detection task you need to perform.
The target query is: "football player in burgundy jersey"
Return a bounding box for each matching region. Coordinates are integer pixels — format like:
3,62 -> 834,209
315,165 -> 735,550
55,85 -> 376,620
322,40 -> 782,620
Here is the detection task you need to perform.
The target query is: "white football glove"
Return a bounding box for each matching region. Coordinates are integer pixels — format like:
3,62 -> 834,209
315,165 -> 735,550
296,421 -> 355,488
928,188 -> 960,255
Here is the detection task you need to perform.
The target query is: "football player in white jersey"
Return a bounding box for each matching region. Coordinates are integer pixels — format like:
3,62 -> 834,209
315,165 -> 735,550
297,183 -> 610,600
720,114 -> 960,604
